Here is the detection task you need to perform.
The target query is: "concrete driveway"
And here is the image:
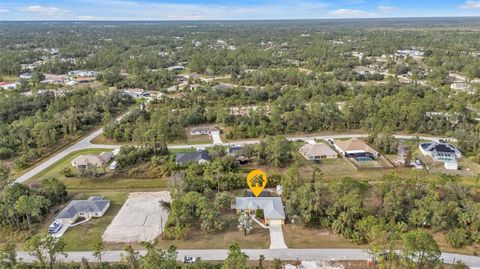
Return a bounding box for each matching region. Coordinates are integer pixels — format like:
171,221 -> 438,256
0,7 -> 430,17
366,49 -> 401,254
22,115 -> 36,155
211,131 -> 223,144
269,220 -> 287,249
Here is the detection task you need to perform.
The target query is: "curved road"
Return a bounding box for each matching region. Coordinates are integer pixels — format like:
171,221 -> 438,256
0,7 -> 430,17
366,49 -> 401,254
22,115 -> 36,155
15,129 -> 456,184
15,249 -> 480,267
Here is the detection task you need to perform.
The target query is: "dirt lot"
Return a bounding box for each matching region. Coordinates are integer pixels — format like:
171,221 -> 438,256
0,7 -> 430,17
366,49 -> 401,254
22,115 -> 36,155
102,191 -> 170,243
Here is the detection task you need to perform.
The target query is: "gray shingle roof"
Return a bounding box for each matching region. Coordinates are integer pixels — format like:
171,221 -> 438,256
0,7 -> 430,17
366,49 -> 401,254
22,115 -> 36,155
57,196 -> 110,219
175,150 -> 211,165
235,197 -> 285,220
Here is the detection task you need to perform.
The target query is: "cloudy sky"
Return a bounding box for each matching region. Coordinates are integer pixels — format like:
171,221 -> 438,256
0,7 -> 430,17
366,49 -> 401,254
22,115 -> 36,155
0,0 -> 479,20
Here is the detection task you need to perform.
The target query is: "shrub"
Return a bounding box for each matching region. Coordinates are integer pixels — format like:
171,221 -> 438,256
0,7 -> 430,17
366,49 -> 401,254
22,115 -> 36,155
446,228 -> 470,248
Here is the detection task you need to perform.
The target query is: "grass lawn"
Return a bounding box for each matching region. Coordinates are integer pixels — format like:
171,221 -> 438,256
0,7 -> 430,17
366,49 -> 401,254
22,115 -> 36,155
283,225 -> 362,249
156,213 -> 270,249
25,148 -> 168,191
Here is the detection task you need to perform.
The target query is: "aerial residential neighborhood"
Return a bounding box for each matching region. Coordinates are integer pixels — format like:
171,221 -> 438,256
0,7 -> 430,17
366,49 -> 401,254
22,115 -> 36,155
1,3 -> 480,269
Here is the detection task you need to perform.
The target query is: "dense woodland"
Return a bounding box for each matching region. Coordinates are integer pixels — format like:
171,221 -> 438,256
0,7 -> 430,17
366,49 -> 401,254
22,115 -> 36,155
0,19 -> 480,268
0,89 -> 133,169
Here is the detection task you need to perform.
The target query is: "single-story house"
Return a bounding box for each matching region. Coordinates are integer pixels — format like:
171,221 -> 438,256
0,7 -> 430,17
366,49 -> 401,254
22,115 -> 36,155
55,196 -> 110,225
20,73 -> 33,79
167,65 -> 185,71
0,82 -> 17,90
419,141 -> 462,162
123,88 -> 148,98
71,152 -> 113,168
190,126 -> 220,136
234,197 -> 285,225
333,138 -> 379,158
175,150 -> 211,165
299,143 -> 338,160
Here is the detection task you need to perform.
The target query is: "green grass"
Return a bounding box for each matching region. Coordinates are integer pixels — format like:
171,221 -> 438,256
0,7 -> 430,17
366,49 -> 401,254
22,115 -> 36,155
60,191 -> 128,251
31,148 -> 109,180
26,148 -> 168,191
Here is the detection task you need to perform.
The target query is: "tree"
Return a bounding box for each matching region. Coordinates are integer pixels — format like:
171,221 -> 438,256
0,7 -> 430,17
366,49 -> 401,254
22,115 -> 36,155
0,242 -> 17,268
237,213 -> 253,236
270,258 -> 283,269
25,234 -> 67,269
402,230 -> 440,269
92,240 -> 105,262
123,245 -> 140,269
214,191 -> 232,211
39,178 -> 68,204
221,243 -> 248,269
140,242 -> 177,269
15,195 -> 51,230
0,163 -> 10,191
80,257 -> 91,269
42,235 -> 68,269
258,254 -> 265,269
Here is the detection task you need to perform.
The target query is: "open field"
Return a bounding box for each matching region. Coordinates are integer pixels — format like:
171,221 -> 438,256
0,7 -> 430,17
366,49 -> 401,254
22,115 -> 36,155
283,225 -> 361,249
103,192 -> 171,243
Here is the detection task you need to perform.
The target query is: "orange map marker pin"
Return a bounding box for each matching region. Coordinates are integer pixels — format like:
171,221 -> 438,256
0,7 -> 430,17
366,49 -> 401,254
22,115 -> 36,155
247,169 -> 268,197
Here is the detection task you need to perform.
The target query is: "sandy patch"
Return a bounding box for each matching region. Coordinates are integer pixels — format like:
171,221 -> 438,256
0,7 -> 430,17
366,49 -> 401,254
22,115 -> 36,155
102,191 -> 170,242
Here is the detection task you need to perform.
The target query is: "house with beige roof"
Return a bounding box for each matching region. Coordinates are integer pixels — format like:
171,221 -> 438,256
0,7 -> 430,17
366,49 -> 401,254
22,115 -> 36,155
71,152 -> 113,169
299,143 -> 338,160
333,138 -> 379,158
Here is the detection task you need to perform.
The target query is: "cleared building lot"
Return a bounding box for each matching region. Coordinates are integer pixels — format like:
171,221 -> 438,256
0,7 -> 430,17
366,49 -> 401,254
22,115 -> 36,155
102,191 -> 170,243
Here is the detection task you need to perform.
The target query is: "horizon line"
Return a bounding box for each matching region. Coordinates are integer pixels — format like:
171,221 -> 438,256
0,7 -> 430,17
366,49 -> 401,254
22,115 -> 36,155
1,16 -> 480,22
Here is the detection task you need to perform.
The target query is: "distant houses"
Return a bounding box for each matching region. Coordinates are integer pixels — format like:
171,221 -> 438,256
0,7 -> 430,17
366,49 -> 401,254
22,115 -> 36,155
0,82 -> 17,90
175,150 -> 211,165
122,88 -> 149,98
299,143 -> 338,160
71,152 -> 113,169
68,70 -> 98,77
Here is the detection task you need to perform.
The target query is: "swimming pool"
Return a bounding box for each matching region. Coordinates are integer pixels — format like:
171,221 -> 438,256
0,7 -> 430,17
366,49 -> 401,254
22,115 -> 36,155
355,156 -> 373,162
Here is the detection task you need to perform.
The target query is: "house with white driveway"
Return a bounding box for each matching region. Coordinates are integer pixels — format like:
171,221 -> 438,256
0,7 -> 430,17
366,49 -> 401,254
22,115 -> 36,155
234,197 -> 286,225
55,196 -> 110,225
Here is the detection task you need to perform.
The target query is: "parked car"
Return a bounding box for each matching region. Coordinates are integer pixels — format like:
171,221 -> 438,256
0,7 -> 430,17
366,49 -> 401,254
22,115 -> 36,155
48,219 -> 63,234
182,256 -> 198,264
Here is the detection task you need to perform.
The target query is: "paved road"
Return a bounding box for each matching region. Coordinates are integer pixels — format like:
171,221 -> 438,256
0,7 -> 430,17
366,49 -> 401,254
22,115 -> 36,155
15,127 -> 119,184
15,129 -> 455,184
15,249 -> 480,266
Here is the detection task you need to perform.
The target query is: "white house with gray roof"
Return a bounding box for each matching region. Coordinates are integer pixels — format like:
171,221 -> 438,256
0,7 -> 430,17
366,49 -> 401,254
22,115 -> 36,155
234,197 -> 285,225
55,196 -> 110,225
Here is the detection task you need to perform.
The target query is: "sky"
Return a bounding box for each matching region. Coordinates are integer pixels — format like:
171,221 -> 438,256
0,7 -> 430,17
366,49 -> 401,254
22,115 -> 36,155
0,0 -> 479,21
